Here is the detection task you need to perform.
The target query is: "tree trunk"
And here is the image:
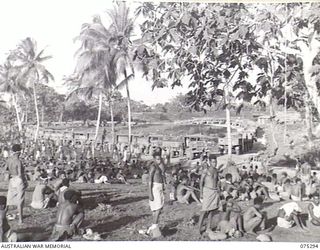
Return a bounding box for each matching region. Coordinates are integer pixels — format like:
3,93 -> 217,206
305,101 -> 313,149
41,105 -> 44,125
25,102 -> 28,123
13,95 -> 22,132
267,52 -> 278,156
110,99 -> 115,147
226,104 -> 232,157
94,92 -> 103,156
21,112 -> 25,124
224,87 -> 232,158
59,105 -> 64,122
125,72 -> 132,156
269,97 -> 278,155
33,82 -> 40,142
284,52 -> 288,144
299,34 -> 320,113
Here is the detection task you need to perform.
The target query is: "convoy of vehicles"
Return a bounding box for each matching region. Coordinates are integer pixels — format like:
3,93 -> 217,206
25,123 -> 256,160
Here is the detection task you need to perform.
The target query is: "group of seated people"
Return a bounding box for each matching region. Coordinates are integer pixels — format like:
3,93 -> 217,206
162,158 -> 320,205
3,138 -> 320,242
1,154 -> 150,186
1,187 -> 85,242
141,155 -> 320,239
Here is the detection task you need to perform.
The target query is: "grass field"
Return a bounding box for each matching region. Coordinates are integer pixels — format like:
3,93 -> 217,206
3,179 -> 320,242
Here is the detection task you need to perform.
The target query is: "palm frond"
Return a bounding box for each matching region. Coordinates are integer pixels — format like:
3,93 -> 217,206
115,73 -> 134,90
37,55 -> 53,63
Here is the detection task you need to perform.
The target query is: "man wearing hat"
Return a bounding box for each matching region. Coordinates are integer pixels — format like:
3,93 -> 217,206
6,144 -> 27,224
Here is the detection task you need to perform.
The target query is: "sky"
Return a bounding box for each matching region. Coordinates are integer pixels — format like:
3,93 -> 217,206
0,0 -> 189,105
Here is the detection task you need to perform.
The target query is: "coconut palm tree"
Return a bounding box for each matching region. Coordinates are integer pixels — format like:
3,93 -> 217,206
107,2 -> 136,152
104,89 -> 122,149
71,14 -> 134,152
9,38 -> 54,142
0,61 -> 30,133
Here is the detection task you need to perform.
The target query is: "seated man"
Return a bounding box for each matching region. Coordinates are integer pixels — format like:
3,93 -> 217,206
308,193 -> 320,226
94,169 -> 109,184
277,201 -> 307,231
176,177 -> 201,205
53,171 -> 68,193
220,173 -> 238,199
243,197 -> 266,235
50,190 -> 84,241
76,172 -> 88,184
291,178 -> 303,201
57,179 -> 70,205
219,196 -> 244,234
261,176 -> 280,201
168,172 -> 179,204
239,179 -> 253,200
32,167 -> 42,181
30,174 -> 55,209
251,177 -> 271,200
279,172 -> 289,186
116,169 -> 129,184
279,179 -> 292,200
0,196 -> 17,242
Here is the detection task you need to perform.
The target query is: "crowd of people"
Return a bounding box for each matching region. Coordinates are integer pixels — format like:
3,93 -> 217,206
145,150 -> 320,240
0,139 -> 150,242
0,137 -> 320,242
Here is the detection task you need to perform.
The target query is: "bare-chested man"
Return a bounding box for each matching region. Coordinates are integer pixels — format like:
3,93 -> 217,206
308,193 -> 320,226
198,154 -> 220,235
291,178 -> 303,201
147,150 -> 165,236
6,144 -> 27,224
50,189 -> 84,241
176,176 -> 201,205
243,197 -> 266,235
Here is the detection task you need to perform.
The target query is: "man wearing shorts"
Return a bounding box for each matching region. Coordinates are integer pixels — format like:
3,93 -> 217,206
147,150 -> 165,236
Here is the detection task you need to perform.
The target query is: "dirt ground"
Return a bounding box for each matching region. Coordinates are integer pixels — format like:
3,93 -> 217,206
2,179 -> 320,242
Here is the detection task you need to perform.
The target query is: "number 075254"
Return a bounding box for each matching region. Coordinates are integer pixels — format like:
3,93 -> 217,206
300,244 -> 319,249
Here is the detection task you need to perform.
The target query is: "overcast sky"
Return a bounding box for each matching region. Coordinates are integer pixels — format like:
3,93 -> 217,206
0,0 -> 188,105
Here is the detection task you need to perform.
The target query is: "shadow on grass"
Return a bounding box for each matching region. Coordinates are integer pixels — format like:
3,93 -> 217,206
81,192 -> 119,210
162,219 -> 183,237
92,215 -> 147,238
17,226 -> 51,241
110,196 -> 148,206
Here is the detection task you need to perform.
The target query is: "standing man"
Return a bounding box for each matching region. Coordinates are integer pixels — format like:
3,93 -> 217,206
6,144 -> 27,224
199,154 -> 220,235
147,150 -> 165,237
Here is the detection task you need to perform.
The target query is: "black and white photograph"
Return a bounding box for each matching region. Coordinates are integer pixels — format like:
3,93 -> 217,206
0,0 -> 320,245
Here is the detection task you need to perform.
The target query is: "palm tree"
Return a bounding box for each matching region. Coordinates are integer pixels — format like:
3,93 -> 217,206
0,61 -> 30,133
39,93 -> 47,124
104,89 -> 122,150
68,18 -> 115,152
107,2 -> 136,153
71,14 -> 134,152
9,38 -> 54,142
